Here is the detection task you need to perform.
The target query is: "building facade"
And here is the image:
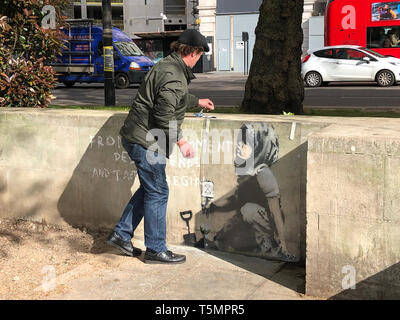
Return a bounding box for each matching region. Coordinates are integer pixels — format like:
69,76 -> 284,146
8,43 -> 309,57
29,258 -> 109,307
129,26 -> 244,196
67,0 -> 326,72
68,0 -> 124,30
214,0 -> 261,72
198,0 -> 216,38
302,0 -> 327,56
123,0 -> 200,38
214,0 -> 325,72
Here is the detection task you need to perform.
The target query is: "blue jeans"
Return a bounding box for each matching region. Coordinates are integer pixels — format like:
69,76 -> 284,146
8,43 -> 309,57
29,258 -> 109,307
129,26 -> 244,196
114,137 -> 169,252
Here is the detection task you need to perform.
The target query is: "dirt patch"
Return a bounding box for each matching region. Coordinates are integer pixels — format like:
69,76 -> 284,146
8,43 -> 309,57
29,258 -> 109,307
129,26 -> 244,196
0,218 -> 114,299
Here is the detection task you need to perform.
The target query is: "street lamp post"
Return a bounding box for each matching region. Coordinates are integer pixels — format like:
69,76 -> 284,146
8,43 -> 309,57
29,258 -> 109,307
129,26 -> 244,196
102,0 -> 115,106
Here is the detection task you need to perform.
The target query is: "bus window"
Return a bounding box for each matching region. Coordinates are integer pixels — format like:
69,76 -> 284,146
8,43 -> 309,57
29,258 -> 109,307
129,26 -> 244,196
388,29 -> 400,47
367,26 -> 400,48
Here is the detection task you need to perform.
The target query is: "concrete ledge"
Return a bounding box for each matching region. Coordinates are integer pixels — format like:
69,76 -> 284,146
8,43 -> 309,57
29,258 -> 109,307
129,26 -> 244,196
306,124 -> 400,299
0,109 -> 324,262
1,108 -> 400,299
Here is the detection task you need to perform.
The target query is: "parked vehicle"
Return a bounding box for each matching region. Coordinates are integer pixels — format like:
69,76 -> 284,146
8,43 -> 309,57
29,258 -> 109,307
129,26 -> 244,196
302,45 -> 400,87
51,19 -> 154,89
325,0 -> 400,59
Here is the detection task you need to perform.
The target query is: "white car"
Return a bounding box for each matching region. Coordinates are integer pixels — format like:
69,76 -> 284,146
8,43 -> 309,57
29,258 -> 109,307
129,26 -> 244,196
301,45 -> 400,87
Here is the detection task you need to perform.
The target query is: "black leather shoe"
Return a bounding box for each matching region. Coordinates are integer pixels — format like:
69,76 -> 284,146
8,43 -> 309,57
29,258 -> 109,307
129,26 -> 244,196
106,231 -> 142,257
144,249 -> 186,264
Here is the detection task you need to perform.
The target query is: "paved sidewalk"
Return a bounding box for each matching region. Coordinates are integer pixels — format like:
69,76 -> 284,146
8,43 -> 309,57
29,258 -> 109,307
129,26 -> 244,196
38,240 -> 319,300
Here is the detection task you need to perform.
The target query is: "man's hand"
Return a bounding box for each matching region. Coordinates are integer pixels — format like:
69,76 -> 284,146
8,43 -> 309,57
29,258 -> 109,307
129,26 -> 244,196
177,138 -> 195,158
198,98 -> 214,111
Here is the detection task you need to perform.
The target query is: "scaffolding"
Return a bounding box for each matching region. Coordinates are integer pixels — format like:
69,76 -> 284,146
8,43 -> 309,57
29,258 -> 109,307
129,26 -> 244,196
51,19 -> 95,74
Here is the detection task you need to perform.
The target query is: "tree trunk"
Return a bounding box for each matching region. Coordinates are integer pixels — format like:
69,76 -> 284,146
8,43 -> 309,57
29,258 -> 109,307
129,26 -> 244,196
241,0 -> 305,114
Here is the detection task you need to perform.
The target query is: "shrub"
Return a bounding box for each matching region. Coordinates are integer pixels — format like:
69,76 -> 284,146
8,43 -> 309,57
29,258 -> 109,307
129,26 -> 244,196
0,0 -> 68,108
0,57 -> 57,108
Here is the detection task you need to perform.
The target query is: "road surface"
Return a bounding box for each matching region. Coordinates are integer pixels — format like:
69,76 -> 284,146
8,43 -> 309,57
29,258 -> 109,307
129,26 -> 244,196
50,73 -> 400,109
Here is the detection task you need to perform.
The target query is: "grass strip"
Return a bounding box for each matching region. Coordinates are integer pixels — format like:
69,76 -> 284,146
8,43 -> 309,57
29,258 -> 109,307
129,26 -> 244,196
48,105 -> 400,118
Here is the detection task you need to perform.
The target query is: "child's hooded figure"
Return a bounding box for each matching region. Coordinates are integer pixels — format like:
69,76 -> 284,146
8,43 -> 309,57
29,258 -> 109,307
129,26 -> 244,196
211,122 -> 297,262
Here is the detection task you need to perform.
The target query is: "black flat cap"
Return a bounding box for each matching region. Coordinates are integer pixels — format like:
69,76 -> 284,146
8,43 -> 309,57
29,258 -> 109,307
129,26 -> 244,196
178,29 -> 210,52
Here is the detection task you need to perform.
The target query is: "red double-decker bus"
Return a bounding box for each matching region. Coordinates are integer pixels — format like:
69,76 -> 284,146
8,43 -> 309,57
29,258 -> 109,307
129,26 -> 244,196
325,0 -> 400,58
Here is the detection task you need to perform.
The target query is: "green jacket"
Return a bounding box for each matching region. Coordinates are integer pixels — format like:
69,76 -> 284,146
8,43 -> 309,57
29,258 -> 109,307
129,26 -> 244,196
120,52 -> 199,156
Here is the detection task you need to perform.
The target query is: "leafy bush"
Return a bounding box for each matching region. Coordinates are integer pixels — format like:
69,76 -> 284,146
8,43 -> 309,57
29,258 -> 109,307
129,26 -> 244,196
0,0 -> 68,108
0,57 -> 57,108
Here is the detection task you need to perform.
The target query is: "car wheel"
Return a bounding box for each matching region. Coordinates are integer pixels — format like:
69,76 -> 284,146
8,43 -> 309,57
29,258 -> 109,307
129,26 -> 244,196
376,70 -> 395,87
305,71 -> 323,87
115,73 -> 130,89
63,81 -> 75,88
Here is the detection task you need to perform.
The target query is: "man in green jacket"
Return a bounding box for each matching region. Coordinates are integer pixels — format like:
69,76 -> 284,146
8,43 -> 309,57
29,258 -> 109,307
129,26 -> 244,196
107,29 -> 214,264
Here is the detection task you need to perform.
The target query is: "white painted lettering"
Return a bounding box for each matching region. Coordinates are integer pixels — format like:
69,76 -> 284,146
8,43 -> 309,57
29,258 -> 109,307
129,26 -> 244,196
97,136 -> 104,147
106,136 -> 115,146
112,169 -> 120,181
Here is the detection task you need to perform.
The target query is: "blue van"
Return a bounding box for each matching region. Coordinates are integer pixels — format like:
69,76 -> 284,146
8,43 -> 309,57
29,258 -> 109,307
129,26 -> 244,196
53,19 -> 154,89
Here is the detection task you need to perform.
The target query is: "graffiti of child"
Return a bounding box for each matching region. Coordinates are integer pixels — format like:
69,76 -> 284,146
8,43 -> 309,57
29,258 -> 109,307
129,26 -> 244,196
240,203 -> 275,253
233,162 -> 297,262
210,122 -> 298,263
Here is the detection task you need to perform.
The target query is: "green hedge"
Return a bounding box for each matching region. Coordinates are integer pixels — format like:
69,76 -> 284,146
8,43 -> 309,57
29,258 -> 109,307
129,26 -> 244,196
0,0 -> 68,108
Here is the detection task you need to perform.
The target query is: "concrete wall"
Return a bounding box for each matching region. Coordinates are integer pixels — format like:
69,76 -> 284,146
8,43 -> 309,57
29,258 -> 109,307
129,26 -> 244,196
0,109 -> 327,264
306,124 -> 400,299
0,109 -> 203,242
1,109 -> 400,298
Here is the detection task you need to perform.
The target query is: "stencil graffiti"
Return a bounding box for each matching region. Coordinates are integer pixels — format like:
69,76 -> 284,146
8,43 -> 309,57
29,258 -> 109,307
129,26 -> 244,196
195,123 -> 299,263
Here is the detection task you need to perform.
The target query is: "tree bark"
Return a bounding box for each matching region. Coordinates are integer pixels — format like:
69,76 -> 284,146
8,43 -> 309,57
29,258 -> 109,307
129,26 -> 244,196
241,0 -> 305,114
